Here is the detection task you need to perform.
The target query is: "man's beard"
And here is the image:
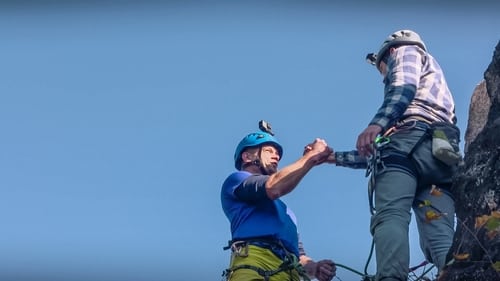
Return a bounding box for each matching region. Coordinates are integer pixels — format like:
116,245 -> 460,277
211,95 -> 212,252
262,164 -> 278,175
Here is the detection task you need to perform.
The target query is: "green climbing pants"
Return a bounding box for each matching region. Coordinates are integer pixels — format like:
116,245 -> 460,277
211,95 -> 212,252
225,245 -> 301,281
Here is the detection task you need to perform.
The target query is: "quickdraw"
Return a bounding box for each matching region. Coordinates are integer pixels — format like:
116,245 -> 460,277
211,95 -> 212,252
366,135 -> 390,215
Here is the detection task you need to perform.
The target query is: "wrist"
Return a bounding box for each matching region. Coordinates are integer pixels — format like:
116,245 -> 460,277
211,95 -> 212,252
302,260 -> 317,277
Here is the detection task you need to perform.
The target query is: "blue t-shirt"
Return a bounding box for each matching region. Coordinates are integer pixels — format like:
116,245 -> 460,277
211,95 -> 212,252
220,171 -> 299,256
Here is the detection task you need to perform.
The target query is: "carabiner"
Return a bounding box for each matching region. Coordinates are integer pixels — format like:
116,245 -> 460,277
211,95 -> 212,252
374,136 -> 390,147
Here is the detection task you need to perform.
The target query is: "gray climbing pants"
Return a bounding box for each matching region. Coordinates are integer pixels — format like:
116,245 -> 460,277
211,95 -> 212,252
371,121 -> 458,281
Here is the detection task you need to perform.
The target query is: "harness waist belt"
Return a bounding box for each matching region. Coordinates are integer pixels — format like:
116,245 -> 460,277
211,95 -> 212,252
381,154 -> 418,178
400,115 -> 434,125
232,237 -> 291,260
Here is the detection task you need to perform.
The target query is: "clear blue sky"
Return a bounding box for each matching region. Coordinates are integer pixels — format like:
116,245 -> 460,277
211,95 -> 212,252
1,1 -> 499,281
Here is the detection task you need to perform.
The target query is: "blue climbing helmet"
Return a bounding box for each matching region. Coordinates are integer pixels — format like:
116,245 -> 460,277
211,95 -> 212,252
233,122 -> 283,170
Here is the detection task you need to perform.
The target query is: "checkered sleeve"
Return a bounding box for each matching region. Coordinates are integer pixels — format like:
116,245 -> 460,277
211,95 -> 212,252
334,150 -> 368,169
369,46 -> 421,131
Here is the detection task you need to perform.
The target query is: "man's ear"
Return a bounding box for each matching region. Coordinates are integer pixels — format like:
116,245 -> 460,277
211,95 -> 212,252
241,152 -> 249,164
242,151 -> 257,163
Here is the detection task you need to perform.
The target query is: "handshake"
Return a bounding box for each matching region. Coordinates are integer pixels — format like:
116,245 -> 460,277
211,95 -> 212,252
303,138 -> 336,164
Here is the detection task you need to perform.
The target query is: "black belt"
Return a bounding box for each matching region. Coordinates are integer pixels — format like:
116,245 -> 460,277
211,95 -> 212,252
380,154 -> 418,178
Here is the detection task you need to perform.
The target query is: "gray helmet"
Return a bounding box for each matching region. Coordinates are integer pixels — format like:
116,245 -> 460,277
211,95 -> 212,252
366,29 -> 427,68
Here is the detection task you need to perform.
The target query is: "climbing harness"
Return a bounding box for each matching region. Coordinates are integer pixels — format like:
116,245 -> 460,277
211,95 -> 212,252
222,239 -> 310,281
365,120 -> 421,215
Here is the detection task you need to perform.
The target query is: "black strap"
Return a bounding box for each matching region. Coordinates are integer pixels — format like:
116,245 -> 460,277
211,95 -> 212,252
408,135 -> 428,157
407,123 -> 431,157
381,154 -> 418,178
223,237 -> 285,251
223,240 -> 232,251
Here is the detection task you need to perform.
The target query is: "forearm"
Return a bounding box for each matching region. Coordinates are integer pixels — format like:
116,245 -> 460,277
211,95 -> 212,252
334,150 -> 368,169
265,156 -> 316,200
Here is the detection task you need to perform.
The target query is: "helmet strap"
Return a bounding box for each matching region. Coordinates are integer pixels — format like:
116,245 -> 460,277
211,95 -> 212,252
241,147 -> 271,175
256,147 -> 272,175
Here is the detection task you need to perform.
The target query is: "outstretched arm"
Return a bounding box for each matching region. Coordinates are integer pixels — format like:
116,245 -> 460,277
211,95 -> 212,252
265,138 -> 333,200
328,150 -> 369,170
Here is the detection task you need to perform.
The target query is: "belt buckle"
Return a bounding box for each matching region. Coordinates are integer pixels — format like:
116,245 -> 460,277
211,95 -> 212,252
231,241 -> 249,257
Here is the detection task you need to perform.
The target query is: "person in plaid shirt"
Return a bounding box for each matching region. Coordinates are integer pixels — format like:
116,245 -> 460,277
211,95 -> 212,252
329,29 -> 461,281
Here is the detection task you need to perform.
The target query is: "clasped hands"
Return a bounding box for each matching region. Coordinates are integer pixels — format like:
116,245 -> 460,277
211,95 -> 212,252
304,124 -> 383,163
303,138 -> 336,164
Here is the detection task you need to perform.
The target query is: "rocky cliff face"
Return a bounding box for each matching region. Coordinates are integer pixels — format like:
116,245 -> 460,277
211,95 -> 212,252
439,41 -> 500,281
464,80 -> 491,154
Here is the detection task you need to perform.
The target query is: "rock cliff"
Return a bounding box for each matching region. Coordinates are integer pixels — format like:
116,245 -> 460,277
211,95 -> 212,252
440,41 -> 500,281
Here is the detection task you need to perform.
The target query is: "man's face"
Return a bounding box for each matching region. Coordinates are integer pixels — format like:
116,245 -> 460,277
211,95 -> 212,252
258,144 -> 280,174
378,61 -> 388,77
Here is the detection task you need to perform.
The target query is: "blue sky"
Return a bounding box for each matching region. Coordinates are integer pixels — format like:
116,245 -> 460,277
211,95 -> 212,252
1,1 -> 499,280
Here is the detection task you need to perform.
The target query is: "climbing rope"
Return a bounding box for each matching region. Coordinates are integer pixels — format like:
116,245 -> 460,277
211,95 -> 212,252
333,238 -> 435,281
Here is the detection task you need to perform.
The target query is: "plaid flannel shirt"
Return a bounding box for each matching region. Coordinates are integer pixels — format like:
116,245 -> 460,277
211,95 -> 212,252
370,45 -> 457,132
336,45 -> 457,169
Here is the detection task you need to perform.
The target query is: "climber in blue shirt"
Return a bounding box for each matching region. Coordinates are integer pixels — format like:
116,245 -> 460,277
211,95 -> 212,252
221,121 -> 336,281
